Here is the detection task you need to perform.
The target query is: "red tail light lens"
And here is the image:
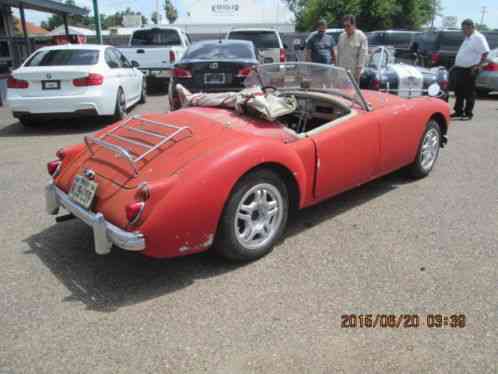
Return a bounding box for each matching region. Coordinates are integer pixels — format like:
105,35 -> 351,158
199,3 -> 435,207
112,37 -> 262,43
73,73 -> 104,87
173,67 -> 192,78
169,50 -> 176,63
7,76 -> 29,89
125,201 -> 145,225
439,80 -> 448,90
47,160 -> 61,177
371,79 -> 380,90
280,48 -> 286,63
236,66 -> 254,78
431,52 -> 440,65
483,62 -> 498,72
56,148 -> 65,160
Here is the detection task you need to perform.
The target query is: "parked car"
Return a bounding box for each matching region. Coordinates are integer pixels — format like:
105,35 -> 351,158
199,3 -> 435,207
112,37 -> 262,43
367,30 -> 420,56
7,44 -> 145,126
409,30 -> 463,68
168,39 -> 259,110
325,28 -> 343,43
226,28 -> 286,63
120,26 -> 191,91
476,48 -> 498,95
45,63 -> 450,261
360,46 -> 449,100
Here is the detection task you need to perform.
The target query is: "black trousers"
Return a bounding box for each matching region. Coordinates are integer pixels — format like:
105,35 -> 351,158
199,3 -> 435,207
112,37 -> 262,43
453,66 -> 477,116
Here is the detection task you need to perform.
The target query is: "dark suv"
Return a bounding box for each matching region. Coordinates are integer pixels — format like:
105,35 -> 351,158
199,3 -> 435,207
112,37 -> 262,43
367,30 -> 420,56
410,31 -> 464,68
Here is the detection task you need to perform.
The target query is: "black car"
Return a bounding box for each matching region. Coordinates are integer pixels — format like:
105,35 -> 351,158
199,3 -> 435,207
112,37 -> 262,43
367,30 -> 420,56
360,46 -> 449,101
169,40 -> 258,110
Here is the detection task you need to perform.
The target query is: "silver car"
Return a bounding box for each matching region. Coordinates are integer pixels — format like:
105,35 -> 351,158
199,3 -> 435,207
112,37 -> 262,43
476,48 -> 498,94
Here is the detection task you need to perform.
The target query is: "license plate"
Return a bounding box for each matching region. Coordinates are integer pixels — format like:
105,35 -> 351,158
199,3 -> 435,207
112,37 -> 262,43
69,175 -> 98,209
204,73 -> 225,84
42,80 -> 60,90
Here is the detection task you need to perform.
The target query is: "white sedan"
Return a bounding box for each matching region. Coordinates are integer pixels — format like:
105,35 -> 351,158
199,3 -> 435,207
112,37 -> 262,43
7,44 -> 146,126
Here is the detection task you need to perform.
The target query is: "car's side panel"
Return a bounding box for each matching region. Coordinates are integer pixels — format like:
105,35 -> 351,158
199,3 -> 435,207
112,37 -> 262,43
138,137 -> 316,258
310,112 -> 381,201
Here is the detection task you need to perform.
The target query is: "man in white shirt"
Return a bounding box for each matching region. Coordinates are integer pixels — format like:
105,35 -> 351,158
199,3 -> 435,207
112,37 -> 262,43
336,15 -> 368,82
452,19 -> 490,120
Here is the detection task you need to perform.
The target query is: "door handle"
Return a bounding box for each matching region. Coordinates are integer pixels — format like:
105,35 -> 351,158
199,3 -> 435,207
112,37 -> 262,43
137,49 -> 145,54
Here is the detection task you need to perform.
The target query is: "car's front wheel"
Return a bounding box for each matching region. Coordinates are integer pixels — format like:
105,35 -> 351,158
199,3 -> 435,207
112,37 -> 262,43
408,119 -> 441,178
19,116 -> 37,127
215,169 -> 289,261
139,79 -> 147,104
112,88 -> 126,122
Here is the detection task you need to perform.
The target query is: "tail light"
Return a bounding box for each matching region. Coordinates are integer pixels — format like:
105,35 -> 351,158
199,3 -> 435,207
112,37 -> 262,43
371,78 -> 380,90
47,160 -> 61,177
280,48 -> 286,63
56,148 -> 65,160
73,73 -> 104,87
483,62 -> 498,72
236,66 -> 254,78
173,67 -> 192,78
7,76 -> 29,89
431,52 -> 440,65
169,50 -> 176,63
439,79 -> 448,90
125,201 -> 145,225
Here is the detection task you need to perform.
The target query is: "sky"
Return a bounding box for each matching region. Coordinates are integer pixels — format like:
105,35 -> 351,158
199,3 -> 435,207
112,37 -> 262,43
20,0 -> 498,30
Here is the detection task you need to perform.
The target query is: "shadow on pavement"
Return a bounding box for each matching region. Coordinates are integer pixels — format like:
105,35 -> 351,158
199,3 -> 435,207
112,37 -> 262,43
24,169 -> 411,312
0,116 -> 109,138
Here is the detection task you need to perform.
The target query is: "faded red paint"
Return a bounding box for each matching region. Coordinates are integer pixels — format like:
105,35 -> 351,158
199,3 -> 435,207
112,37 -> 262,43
52,93 -> 450,258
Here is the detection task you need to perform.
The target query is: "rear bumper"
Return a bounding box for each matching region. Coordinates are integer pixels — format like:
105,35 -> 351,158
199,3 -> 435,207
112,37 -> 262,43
7,91 -> 112,116
476,72 -> 498,91
45,182 -> 145,255
141,68 -> 172,78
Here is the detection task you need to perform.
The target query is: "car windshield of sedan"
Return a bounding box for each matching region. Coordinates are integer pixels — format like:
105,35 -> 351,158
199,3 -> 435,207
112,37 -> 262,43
244,63 -> 368,110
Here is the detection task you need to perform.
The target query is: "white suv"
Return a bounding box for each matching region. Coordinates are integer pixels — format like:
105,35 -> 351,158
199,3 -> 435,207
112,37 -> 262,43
226,28 -> 286,64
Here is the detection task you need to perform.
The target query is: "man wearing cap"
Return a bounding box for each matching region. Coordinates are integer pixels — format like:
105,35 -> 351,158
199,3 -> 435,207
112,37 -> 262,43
304,19 -> 336,65
452,19 -> 490,120
336,15 -> 368,82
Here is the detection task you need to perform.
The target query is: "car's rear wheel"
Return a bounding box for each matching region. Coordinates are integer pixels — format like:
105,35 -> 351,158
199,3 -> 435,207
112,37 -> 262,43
215,169 -> 289,261
139,79 -> 147,104
408,119 -> 441,178
112,88 -> 126,122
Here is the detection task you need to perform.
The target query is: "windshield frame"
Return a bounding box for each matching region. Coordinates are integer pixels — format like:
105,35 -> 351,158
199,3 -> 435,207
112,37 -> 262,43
246,62 -> 370,111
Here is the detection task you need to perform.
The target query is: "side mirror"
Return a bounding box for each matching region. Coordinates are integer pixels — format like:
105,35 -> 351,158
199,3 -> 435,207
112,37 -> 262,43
428,83 -> 441,97
131,60 -> 140,68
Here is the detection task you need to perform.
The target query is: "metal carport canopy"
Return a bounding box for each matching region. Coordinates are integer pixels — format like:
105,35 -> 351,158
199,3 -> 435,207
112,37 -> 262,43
0,0 -> 87,15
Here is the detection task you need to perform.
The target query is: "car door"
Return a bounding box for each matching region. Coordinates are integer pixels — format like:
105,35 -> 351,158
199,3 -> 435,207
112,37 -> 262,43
104,47 -> 122,97
111,48 -> 138,103
310,113 -> 380,200
118,49 -> 141,101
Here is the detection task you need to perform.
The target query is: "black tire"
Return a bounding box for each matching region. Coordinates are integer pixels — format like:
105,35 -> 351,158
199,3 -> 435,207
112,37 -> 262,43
112,88 -> 126,122
408,120 -> 441,179
214,169 -> 289,262
139,79 -> 147,104
19,116 -> 37,127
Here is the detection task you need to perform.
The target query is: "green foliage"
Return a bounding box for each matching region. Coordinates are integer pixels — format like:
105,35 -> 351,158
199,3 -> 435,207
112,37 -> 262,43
164,0 -> 178,24
40,2 -> 148,31
288,0 -> 441,31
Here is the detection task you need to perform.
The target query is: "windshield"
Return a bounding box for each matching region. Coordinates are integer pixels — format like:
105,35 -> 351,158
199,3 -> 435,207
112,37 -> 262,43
183,42 -> 255,60
244,63 -> 368,110
228,31 -> 279,49
131,29 -> 181,46
25,49 -> 99,66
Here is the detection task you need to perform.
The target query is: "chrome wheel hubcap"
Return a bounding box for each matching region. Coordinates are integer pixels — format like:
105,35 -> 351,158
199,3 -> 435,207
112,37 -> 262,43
235,183 -> 283,250
420,128 -> 440,171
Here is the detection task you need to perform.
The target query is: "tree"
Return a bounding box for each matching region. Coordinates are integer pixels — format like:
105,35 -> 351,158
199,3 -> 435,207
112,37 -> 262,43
164,0 -> 178,24
292,0 -> 442,31
151,11 -> 160,25
40,0 -> 92,30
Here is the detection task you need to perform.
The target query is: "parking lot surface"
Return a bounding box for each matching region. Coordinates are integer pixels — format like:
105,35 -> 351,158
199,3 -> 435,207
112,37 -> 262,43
0,94 -> 497,373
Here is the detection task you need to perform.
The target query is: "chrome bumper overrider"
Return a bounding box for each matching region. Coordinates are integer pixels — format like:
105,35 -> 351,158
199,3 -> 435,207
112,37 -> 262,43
45,182 -> 145,255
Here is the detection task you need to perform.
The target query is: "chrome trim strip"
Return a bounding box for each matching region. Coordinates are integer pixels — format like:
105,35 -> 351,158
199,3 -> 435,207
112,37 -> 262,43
45,182 -> 145,254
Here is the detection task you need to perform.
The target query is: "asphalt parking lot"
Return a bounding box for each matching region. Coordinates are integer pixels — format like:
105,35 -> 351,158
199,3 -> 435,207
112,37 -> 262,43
0,93 -> 496,374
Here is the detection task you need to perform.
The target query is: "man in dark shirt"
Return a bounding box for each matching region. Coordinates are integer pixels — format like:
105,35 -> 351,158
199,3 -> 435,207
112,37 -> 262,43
304,19 -> 336,64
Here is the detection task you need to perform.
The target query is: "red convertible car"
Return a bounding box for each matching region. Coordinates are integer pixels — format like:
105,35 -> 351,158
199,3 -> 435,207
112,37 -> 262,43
45,63 -> 450,261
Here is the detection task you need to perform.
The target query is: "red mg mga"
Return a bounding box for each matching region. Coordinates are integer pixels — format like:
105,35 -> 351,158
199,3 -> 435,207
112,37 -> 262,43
45,63 -> 449,261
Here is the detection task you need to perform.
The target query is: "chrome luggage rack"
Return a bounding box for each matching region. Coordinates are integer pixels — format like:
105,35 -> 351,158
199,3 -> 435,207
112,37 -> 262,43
84,115 -> 193,176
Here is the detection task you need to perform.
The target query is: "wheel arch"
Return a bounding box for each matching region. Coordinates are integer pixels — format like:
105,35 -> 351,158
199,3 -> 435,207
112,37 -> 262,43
430,112 -> 447,136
